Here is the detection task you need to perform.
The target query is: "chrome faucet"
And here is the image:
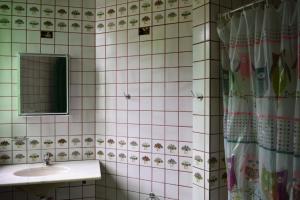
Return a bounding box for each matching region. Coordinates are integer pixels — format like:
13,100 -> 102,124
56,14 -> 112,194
43,152 -> 51,166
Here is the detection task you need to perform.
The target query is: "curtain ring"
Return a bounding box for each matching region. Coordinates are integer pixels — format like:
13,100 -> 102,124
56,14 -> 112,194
226,12 -> 230,20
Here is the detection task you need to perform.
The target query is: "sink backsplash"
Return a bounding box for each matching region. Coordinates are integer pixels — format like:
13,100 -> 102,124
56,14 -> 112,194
0,135 -> 97,164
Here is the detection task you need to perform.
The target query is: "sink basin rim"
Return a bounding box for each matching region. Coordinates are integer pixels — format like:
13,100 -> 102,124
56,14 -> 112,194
14,166 -> 70,177
0,160 -> 101,187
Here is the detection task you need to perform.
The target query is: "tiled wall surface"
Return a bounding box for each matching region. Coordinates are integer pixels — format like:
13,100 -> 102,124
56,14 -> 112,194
191,0 -> 225,199
0,0 -> 97,199
94,0 -> 193,199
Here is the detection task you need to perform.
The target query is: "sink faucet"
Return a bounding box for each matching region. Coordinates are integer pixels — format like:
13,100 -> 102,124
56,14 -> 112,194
43,152 -> 51,166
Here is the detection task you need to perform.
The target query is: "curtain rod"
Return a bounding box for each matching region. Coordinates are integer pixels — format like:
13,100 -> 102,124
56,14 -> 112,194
219,0 -> 267,18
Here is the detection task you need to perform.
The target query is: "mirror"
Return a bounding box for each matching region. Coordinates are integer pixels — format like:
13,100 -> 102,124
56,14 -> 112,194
18,53 -> 69,115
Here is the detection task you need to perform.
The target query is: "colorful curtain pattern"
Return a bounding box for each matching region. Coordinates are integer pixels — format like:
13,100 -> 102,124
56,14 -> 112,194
217,1 -> 300,199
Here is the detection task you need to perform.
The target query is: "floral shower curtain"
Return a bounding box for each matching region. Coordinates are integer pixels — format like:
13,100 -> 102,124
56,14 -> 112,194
217,0 -> 300,199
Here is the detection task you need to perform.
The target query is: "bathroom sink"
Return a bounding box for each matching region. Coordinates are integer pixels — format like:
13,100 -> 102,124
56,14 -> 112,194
14,166 -> 69,177
0,160 -> 101,186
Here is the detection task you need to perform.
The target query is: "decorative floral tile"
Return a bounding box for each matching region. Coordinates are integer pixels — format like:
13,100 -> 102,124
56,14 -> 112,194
140,0 -> 151,14
179,0 -> 192,7
0,3 -> 11,15
152,140 -> 164,153
140,153 -> 151,166
56,19 -> 68,32
56,6 -> 68,19
69,7 -> 81,20
117,137 -> 127,149
152,11 -> 164,25
42,137 -> 55,149
41,5 -> 54,18
179,142 -> 192,156
69,20 -> 81,32
117,17 -> 127,30
0,138 -> 12,151
117,4 -> 127,17
179,7 -> 191,22
128,2 -> 139,16
28,137 -> 41,150
193,170 -> 204,187
207,153 -> 219,170
106,136 -> 116,148
166,0 -> 178,9
179,157 -> 192,172
165,155 -> 178,170
83,8 -> 94,21
96,21 -> 105,33
166,9 -> 178,24
207,172 -> 219,189
69,148 -> 82,160
153,0 -> 164,12
13,151 -> 26,164
117,150 -> 127,163
0,16 -> 11,28
139,139 -> 151,152
13,138 -> 27,150
106,149 -> 116,161
128,138 -> 139,151
96,148 -> 105,160
27,17 -> 40,30
106,6 -> 116,19
56,149 -> 68,161
152,154 -> 164,168
83,135 -> 94,147
83,148 -> 95,160
83,21 -> 95,33
41,18 -> 54,31
96,135 -> 105,147
128,15 -> 138,29
12,3 -> 26,16
96,8 -> 105,20
193,153 -> 204,169
12,16 -> 26,29
165,141 -> 178,155
27,4 -> 40,17
0,152 -> 12,164
106,19 -> 116,32
28,150 -> 41,163
140,13 -> 151,27
56,136 -> 68,148
69,136 -> 81,148
128,151 -> 139,164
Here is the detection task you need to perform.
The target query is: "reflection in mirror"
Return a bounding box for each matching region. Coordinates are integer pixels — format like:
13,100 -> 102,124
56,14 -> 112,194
19,54 -> 69,115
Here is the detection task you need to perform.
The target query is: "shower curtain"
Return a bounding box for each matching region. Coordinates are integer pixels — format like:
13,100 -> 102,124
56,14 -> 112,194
217,0 -> 300,199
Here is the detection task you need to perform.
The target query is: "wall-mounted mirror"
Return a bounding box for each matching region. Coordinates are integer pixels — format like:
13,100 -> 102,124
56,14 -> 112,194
18,53 -> 69,116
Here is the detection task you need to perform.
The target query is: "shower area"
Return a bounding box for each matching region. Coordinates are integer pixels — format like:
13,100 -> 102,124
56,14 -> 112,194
217,0 -> 300,199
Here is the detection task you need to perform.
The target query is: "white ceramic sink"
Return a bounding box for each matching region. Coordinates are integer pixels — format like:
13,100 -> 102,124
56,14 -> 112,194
0,160 -> 101,186
14,166 -> 69,177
